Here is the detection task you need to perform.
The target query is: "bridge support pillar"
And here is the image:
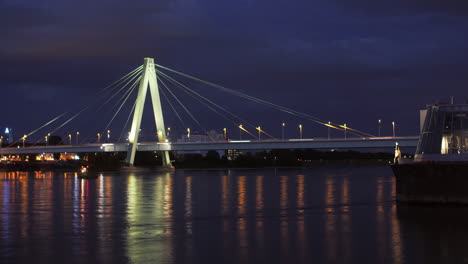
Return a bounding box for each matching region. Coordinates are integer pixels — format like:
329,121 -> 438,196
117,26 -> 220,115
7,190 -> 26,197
126,58 -> 171,167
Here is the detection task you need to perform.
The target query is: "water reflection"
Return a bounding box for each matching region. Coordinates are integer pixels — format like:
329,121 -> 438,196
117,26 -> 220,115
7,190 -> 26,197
255,175 -> 265,250
237,175 -> 247,216
256,175 -> 264,213
1,167 -> 467,263
376,176 -> 386,263
185,175 -> 192,234
126,172 -> 175,263
341,176 -> 352,262
296,174 -> 306,261
236,175 -> 248,262
164,173 -> 173,221
221,174 -> 230,236
391,177 -> 403,264
325,175 -> 337,263
279,174 -> 289,260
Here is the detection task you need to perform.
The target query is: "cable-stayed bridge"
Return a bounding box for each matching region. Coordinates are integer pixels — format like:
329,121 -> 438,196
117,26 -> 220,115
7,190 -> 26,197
0,58 -> 418,166
0,137 -> 419,155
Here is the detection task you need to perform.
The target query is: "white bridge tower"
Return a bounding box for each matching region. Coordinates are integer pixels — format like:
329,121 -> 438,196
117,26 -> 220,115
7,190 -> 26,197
126,57 -> 171,166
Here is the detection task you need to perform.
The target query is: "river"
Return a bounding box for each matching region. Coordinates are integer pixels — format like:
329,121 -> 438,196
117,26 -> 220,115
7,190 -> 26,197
1,166 -> 468,263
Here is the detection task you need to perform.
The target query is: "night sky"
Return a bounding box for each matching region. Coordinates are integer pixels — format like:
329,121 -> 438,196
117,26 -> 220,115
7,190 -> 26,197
2,0 -> 468,142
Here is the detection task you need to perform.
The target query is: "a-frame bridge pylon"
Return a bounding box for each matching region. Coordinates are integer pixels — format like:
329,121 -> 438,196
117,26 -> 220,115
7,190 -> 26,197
126,57 -> 171,166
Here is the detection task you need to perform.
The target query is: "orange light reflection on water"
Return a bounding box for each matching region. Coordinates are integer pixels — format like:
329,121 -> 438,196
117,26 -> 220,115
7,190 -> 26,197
341,176 -> 352,261
255,175 -> 264,250
185,175 -> 192,234
297,174 -> 306,260
325,176 -> 337,263
237,175 -> 248,263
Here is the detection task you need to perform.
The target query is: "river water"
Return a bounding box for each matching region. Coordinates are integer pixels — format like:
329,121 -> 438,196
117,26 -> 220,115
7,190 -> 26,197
1,166 -> 468,264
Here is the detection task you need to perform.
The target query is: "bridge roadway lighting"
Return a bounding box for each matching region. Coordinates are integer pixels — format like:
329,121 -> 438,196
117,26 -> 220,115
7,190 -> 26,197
107,130 -> 111,142
392,121 -> 396,137
378,119 -> 382,137
97,133 -> 101,143
187,128 -> 190,138
256,126 -> 261,140
0,136 -> 2,147
299,124 -> 302,139
68,134 -> 72,145
328,121 -> 331,140
22,135 -> 27,148
223,128 -> 227,140
76,132 -> 80,144
282,123 -> 286,140
167,127 -> 171,138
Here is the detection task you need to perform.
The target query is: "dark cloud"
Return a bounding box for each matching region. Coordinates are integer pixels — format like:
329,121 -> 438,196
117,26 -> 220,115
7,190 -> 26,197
333,0 -> 468,16
1,0 -> 468,137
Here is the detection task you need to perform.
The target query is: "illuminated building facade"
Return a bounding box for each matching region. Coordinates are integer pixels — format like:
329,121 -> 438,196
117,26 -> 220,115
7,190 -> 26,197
4,127 -> 13,144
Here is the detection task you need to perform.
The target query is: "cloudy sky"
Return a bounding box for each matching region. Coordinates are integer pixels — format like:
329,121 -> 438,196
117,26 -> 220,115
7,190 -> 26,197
2,0 -> 468,141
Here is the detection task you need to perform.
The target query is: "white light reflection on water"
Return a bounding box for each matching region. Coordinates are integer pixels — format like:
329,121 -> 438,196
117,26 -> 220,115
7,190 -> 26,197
126,172 -> 175,264
1,176 -> 10,245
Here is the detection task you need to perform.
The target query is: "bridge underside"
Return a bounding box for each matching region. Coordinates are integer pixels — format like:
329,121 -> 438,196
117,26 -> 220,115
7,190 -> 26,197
0,137 -> 418,155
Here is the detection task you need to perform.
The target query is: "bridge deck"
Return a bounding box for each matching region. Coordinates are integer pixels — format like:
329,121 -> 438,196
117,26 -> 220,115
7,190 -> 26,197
0,137 -> 418,155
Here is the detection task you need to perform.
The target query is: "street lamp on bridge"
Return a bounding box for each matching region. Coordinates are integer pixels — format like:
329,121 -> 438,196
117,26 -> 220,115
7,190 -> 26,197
22,135 -> 27,148
344,124 -> 347,139
223,128 -> 227,140
97,133 -> 101,143
68,134 -> 72,145
299,124 -> 302,139
378,119 -> 382,137
392,121 -> 396,137
107,130 -> 111,142
256,126 -> 261,140
328,121 -> 331,140
239,124 -> 243,140
76,131 -> 79,144
282,122 -> 286,140
0,136 -> 2,147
